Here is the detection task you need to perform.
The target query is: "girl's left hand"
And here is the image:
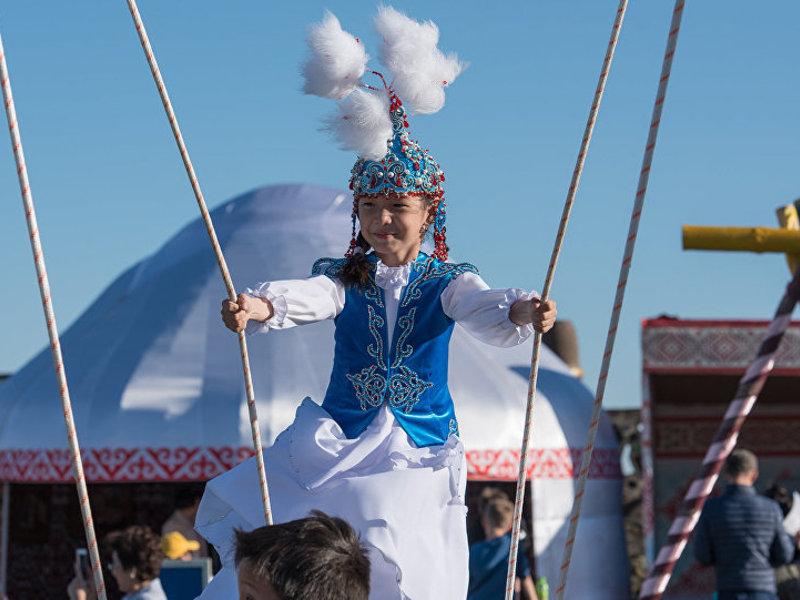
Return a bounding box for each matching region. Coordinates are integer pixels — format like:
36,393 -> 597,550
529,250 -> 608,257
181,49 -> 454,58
510,297 -> 557,332
531,298 -> 557,333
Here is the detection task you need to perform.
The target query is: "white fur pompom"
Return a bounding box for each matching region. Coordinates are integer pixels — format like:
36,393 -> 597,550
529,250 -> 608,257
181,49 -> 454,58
375,6 -> 466,114
302,11 -> 368,100
322,88 -> 392,160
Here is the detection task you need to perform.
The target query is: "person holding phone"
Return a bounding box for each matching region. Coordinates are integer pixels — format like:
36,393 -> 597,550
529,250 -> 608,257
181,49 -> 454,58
67,526 -> 167,600
67,549 -> 96,600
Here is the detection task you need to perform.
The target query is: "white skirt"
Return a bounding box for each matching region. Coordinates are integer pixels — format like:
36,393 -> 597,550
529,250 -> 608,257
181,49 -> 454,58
195,398 -> 469,600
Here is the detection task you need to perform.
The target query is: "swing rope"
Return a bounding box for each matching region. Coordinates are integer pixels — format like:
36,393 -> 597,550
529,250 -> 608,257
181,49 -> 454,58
639,271 -> 800,599
125,0 -> 273,525
504,2 -> 630,597
0,33 -> 108,599
555,2 -> 686,597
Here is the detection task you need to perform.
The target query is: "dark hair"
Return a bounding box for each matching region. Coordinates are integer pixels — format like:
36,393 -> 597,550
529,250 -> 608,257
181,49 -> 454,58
339,232 -> 374,288
765,483 -> 794,517
339,194 -> 442,288
235,511 -> 370,600
477,486 -> 510,516
724,448 -> 758,479
105,526 -> 164,583
174,484 -> 204,510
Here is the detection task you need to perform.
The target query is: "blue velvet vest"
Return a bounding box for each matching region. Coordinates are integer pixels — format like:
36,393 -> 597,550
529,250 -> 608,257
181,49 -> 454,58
312,253 -> 478,448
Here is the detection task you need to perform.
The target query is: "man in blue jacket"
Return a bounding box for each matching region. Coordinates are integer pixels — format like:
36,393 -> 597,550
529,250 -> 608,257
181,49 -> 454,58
694,449 -> 796,600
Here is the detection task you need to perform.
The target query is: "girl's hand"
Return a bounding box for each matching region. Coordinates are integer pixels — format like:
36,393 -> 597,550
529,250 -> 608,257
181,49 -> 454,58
510,297 -> 557,333
532,298 -> 557,333
220,293 -> 273,333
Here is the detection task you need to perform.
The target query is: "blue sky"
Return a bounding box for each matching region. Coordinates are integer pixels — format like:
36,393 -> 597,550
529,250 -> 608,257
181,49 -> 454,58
1,2 -> 798,409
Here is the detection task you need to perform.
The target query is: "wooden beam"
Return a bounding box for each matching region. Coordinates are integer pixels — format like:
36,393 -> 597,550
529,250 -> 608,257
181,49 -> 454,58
775,202 -> 800,273
682,225 -> 800,254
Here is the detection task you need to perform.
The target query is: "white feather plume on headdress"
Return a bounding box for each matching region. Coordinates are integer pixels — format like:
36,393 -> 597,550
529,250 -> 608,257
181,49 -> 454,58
322,88 -> 392,161
302,10 -> 368,100
375,5 -> 466,114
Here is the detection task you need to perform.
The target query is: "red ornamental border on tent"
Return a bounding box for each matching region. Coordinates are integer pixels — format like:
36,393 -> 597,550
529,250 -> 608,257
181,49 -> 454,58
0,446 -> 622,483
642,318 -> 800,375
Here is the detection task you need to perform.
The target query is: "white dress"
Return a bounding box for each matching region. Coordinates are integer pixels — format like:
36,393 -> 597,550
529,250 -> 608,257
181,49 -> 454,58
196,259 -> 534,600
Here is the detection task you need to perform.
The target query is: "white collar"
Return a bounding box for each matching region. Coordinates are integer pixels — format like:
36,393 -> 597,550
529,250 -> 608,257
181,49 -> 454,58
374,259 -> 412,290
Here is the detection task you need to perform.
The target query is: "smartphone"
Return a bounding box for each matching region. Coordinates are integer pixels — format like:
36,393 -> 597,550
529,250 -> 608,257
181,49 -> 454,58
75,548 -> 90,580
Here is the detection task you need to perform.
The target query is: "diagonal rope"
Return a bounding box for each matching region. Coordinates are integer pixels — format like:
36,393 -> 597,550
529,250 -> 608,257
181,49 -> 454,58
504,2 -> 630,597
639,271 -> 800,599
125,0 -> 273,525
0,32 -> 108,599
555,2 -> 686,597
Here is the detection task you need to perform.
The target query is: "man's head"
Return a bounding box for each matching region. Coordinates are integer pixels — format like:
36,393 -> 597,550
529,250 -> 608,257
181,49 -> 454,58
723,448 -> 759,485
235,511 -> 370,600
174,484 -> 204,519
481,497 -> 514,539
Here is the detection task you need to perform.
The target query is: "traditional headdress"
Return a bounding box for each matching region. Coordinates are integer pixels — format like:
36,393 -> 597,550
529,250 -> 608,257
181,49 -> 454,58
301,7 -> 465,261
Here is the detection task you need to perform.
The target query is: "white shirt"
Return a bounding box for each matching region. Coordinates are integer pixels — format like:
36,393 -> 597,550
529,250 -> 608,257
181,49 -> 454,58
246,259 -> 536,348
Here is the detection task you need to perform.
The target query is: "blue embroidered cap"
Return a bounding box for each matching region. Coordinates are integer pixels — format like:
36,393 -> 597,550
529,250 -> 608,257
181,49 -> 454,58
348,91 -> 445,199
346,82 -> 449,261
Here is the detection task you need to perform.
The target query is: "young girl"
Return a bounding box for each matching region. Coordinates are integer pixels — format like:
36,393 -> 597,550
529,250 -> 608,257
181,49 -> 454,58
196,8 -> 556,599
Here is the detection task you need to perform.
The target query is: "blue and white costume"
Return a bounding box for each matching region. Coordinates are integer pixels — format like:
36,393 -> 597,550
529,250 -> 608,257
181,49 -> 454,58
196,9 -> 539,598
196,253 -> 535,599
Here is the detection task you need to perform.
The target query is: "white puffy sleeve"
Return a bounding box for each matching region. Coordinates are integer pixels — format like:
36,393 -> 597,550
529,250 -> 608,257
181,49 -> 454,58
440,272 -> 537,347
244,275 -> 345,334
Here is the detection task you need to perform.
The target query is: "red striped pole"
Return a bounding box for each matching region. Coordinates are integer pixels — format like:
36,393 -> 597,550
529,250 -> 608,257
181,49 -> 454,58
639,272 -> 800,599
125,0 -> 273,525
505,2 -> 630,597
0,33 -> 107,599
555,2 -> 686,597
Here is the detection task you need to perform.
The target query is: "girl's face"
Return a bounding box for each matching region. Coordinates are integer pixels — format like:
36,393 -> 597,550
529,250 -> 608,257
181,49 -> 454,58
357,193 -> 431,259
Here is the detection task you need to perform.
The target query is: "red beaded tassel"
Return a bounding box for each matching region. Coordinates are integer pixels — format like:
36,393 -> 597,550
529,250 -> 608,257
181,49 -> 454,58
345,197 -> 359,258
432,195 -> 449,261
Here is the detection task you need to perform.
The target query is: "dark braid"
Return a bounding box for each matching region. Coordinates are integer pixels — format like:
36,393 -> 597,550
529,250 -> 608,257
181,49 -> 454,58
339,232 -> 373,287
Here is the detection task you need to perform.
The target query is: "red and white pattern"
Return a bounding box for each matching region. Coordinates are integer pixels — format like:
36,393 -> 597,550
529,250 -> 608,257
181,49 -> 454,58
0,446 -> 621,483
654,415 -> 800,458
468,448 -> 621,481
643,319 -> 800,374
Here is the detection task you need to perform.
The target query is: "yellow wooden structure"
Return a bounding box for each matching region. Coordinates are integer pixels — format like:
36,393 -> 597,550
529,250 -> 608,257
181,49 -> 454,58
682,200 -> 800,274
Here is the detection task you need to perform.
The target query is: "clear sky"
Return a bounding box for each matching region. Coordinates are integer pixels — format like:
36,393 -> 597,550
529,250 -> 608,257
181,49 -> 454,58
1,2 -> 798,409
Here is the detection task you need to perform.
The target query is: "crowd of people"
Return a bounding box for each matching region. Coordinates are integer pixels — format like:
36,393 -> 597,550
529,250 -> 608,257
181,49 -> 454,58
65,487 -> 208,600
64,489 -> 548,600
59,449 -> 800,600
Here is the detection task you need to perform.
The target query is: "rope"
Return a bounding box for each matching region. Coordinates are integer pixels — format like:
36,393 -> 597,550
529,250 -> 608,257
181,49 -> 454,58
555,2 -> 686,597
125,0 -> 273,525
638,271 -> 800,599
504,2 -> 630,597
0,32 -> 108,599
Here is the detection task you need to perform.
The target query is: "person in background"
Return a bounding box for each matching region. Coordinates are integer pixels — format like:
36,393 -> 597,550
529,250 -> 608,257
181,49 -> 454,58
234,511 -> 370,600
694,449 -> 795,600
161,484 -> 207,559
67,526 -> 167,600
765,484 -> 800,600
107,526 -> 167,600
468,496 -> 539,600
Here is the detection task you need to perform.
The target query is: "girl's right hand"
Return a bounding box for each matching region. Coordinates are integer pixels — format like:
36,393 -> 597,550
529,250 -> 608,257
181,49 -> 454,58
221,293 -> 273,333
